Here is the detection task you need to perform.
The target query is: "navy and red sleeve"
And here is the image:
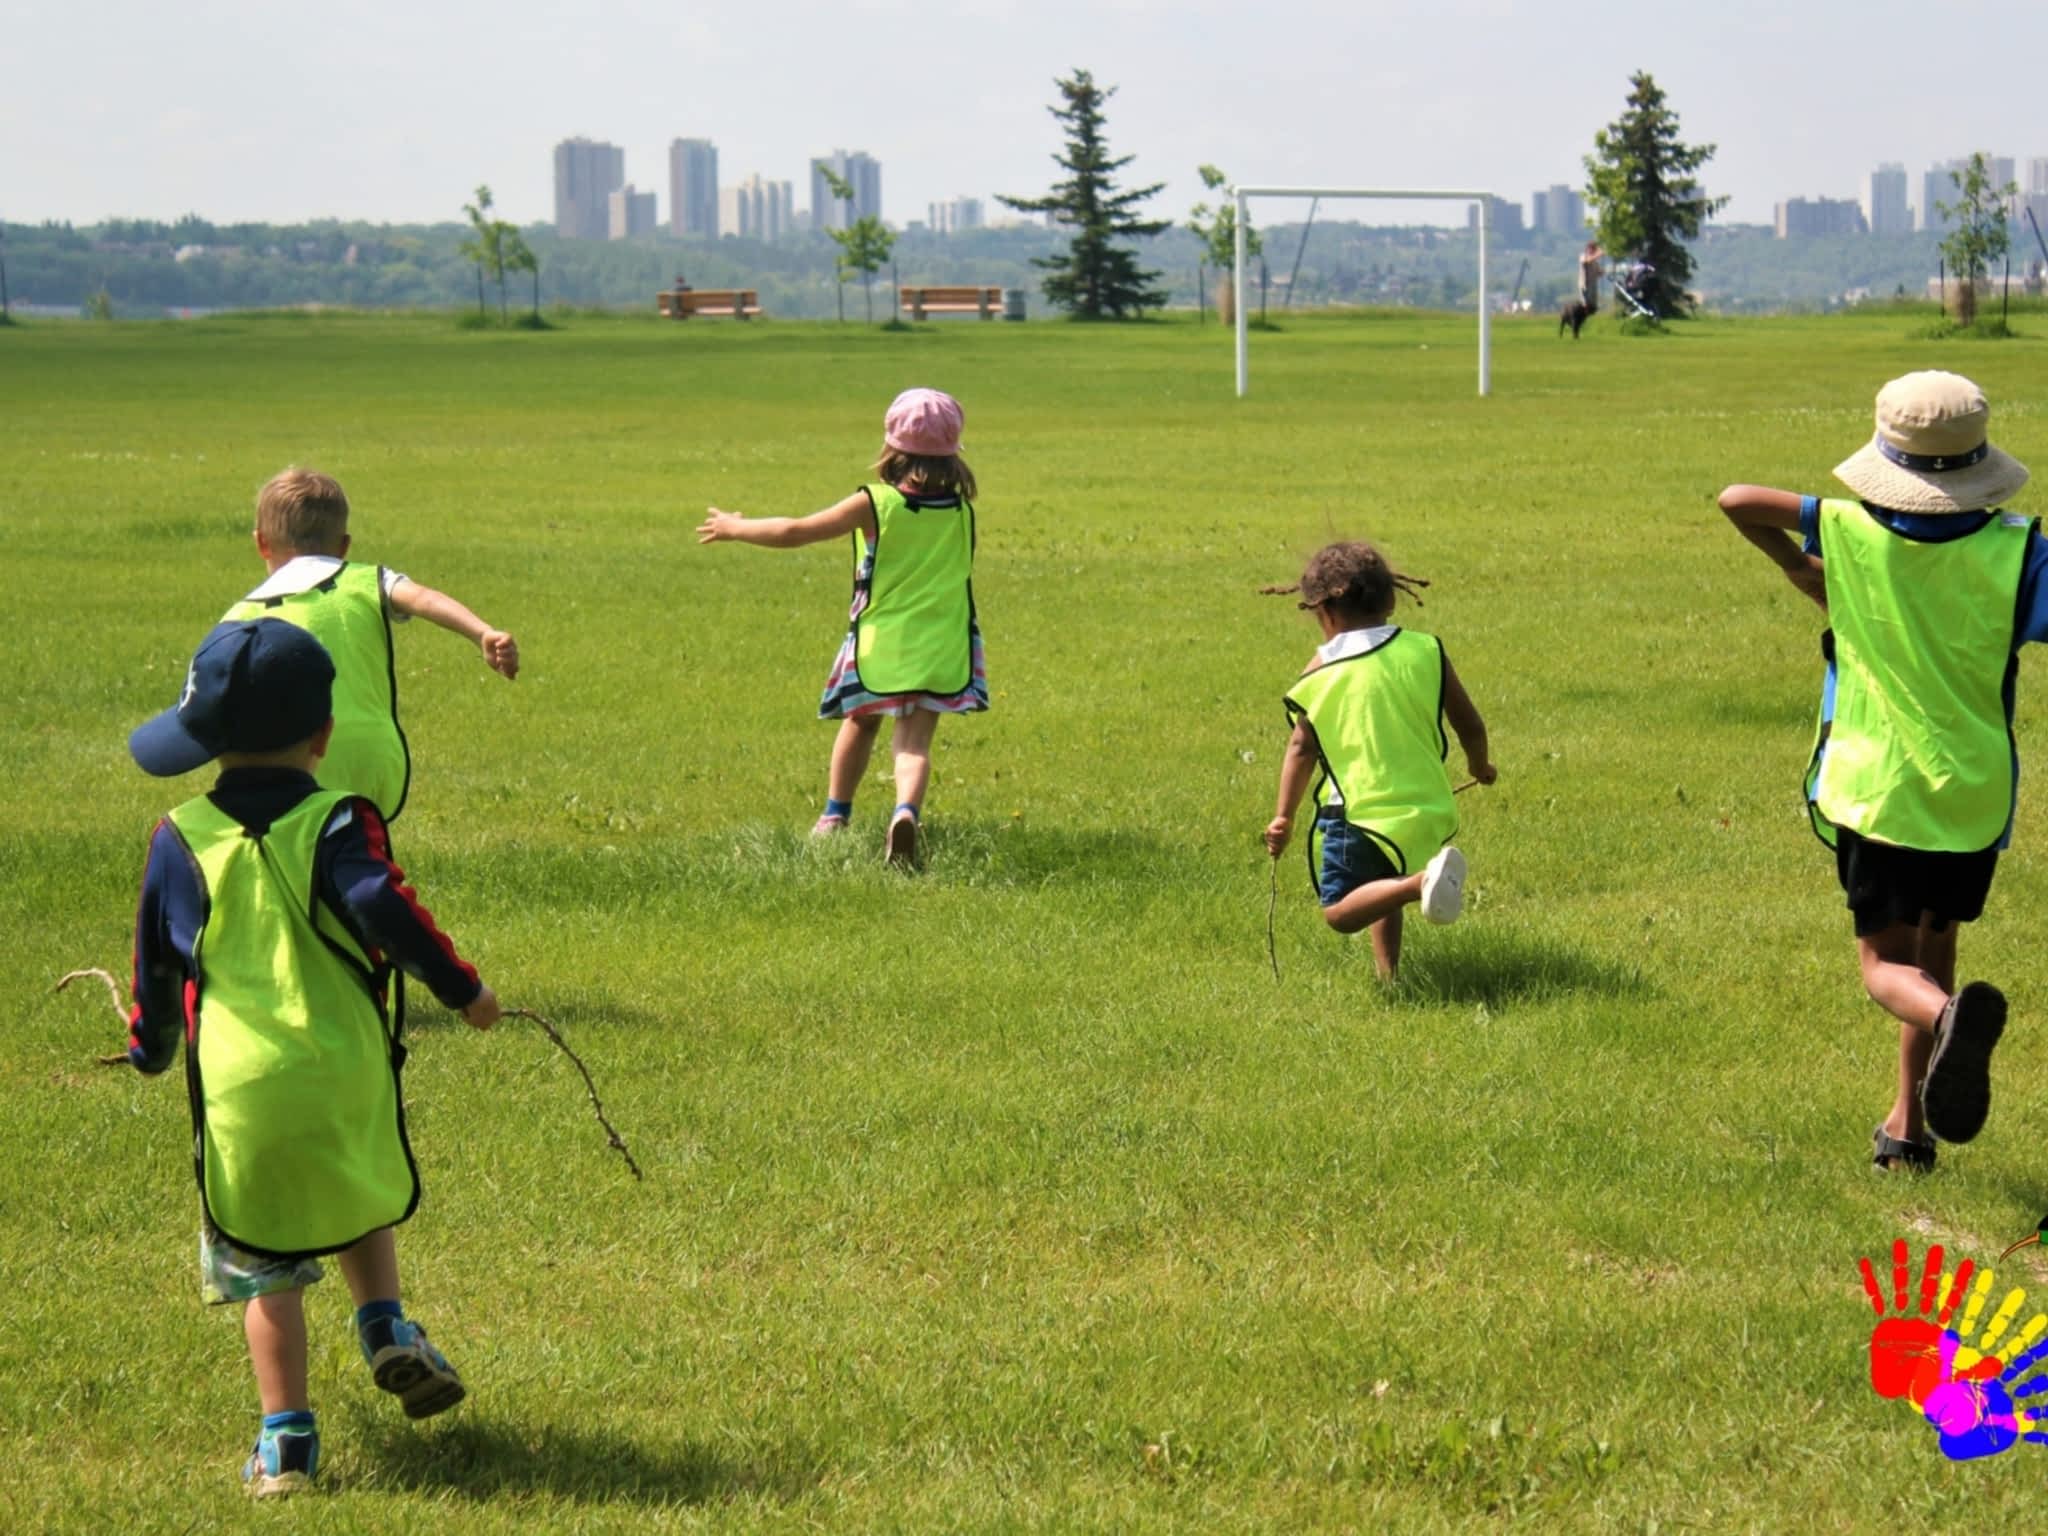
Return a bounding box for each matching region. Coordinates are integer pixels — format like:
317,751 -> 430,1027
318,798 -> 483,1011
128,820 -> 204,1074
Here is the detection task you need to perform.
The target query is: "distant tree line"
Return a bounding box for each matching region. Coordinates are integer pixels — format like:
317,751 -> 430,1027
0,215 -> 1980,320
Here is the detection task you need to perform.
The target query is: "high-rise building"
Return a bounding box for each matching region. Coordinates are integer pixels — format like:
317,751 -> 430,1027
554,137 -> 624,241
928,196 -> 985,234
1775,197 -> 1867,238
1922,159 -> 1968,233
1531,184 -> 1584,237
1990,155 -> 2017,215
669,138 -> 719,237
1464,195 -> 1523,237
609,185 -> 657,240
2026,159 -> 2048,243
1864,163 -> 1911,236
720,174 -> 794,241
811,149 -> 882,230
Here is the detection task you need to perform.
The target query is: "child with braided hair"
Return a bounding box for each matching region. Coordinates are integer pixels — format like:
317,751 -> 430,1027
1263,541 -> 1497,979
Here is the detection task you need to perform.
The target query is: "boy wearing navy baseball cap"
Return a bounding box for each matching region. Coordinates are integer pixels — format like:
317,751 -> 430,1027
126,618 -> 500,1498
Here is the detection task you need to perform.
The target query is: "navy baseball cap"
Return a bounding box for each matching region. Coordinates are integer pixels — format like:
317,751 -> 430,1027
129,619 -> 336,777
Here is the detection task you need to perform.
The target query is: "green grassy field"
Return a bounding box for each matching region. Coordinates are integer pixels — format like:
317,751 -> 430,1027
5,306 -> 2048,1531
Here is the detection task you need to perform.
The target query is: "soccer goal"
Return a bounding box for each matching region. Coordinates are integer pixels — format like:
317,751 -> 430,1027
1231,186 -> 1497,398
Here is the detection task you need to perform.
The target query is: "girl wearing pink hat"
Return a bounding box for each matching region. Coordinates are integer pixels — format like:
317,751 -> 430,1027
698,388 -> 987,867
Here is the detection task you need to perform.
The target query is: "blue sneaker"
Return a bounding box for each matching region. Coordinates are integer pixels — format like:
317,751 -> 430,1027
242,1425 -> 318,1499
369,1319 -> 466,1419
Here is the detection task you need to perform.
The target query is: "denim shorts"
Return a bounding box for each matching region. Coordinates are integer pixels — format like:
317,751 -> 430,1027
1313,807 -> 1399,906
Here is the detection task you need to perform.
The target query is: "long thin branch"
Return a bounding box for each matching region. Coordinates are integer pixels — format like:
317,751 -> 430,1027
55,967 -> 132,1066
504,1008 -> 644,1181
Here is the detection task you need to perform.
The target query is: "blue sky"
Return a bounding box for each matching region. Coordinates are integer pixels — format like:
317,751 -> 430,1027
8,0 -> 2044,229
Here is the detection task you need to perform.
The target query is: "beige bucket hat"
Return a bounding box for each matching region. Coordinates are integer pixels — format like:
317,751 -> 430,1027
1833,370 -> 2029,514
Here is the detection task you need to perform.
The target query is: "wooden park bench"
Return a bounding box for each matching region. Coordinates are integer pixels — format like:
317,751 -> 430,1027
656,288 -> 760,319
900,284 -> 1004,320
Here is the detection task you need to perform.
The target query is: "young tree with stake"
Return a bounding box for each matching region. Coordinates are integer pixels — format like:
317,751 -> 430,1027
1938,153 -> 2019,327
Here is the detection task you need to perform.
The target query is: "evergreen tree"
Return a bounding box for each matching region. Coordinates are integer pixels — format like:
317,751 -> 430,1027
999,69 -> 1168,318
1582,72 -> 1726,319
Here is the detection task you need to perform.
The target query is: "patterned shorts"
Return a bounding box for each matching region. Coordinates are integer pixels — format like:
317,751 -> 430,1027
200,1222 -> 324,1306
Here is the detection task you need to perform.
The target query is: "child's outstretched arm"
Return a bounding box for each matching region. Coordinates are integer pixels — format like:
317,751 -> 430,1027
1266,719 -> 1320,857
389,577 -> 520,679
697,492 -> 876,550
1718,484 -> 1827,611
1443,661 -> 1497,786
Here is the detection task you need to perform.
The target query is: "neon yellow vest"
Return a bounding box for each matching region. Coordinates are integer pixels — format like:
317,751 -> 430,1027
1811,498 -> 2029,851
224,563 -> 410,820
1284,629 -> 1456,874
852,484 -> 976,696
167,790 -> 418,1258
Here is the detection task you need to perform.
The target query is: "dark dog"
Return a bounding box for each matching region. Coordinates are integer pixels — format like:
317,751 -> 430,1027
1559,298 -> 1593,339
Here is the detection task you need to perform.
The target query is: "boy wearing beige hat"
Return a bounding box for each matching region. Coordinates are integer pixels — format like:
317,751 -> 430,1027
1720,370 -> 2039,1172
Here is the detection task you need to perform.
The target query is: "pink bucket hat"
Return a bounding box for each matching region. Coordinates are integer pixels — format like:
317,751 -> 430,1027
884,388 -> 964,457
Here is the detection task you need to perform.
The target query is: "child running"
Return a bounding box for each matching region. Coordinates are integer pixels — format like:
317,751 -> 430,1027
1720,370 -> 2040,1173
1263,541 -> 1496,979
223,467 -> 519,822
698,388 -> 986,867
125,618 -> 501,1496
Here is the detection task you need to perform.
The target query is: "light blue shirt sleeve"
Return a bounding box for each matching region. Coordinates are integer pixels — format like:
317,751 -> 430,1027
1798,494 -> 1821,556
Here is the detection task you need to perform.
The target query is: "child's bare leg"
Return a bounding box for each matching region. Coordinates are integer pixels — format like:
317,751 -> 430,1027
890,709 -> 940,810
1368,909 -> 1405,979
245,1289 -> 311,1415
827,716 -> 883,804
1858,919 -> 1950,1032
1880,915 -> 1958,1144
1322,873 -> 1424,936
336,1227 -> 400,1307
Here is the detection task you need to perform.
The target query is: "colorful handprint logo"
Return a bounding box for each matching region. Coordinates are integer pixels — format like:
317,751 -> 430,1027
1858,1237 -> 2048,1461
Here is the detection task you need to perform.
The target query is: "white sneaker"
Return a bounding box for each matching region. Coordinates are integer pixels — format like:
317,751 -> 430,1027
1420,846 -> 1466,925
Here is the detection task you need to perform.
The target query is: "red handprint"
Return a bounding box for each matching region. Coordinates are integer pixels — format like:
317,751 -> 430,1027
1858,1239 -> 2000,1406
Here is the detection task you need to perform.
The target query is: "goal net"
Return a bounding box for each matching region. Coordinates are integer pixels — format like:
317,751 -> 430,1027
1230,186 -> 1496,398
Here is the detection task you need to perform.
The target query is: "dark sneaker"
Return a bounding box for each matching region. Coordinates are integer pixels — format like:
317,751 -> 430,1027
242,1427 -> 318,1499
370,1320 -> 467,1419
1923,982 -> 2007,1144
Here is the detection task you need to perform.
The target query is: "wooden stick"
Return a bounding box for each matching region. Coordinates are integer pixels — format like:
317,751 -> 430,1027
503,1007 -> 644,1182
1453,778 -> 1480,795
1266,858 -> 1282,984
55,967 -> 133,1066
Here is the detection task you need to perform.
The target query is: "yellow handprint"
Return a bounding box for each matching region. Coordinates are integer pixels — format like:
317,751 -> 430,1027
1935,1265 -> 2048,1374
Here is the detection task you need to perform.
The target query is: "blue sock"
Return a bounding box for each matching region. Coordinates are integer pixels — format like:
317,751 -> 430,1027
262,1409 -> 315,1435
355,1298 -> 404,1360
824,797 -> 853,820
893,802 -> 920,821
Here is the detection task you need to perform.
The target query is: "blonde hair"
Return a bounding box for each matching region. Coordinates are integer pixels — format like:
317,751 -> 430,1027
1261,540 -> 1428,620
256,467 -> 350,554
875,448 -> 977,502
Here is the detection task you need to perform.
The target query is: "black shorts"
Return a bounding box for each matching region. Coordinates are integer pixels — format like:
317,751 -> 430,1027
1833,827 -> 1998,937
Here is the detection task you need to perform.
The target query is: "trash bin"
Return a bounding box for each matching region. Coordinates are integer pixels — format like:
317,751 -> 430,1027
1003,288 -> 1027,322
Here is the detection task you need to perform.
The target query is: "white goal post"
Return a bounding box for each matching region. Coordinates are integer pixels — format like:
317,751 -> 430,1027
1231,186 -> 1496,398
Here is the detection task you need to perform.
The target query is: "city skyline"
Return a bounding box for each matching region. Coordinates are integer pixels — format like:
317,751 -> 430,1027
19,1 -> 2045,234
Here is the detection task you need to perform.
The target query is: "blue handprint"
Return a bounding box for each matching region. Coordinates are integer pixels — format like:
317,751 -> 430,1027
1925,1331 -> 2048,1460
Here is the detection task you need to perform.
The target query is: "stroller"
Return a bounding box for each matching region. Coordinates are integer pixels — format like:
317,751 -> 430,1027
1613,255 -> 1658,320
